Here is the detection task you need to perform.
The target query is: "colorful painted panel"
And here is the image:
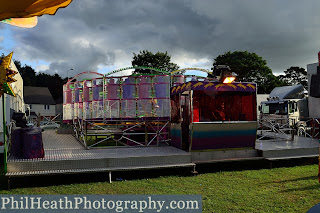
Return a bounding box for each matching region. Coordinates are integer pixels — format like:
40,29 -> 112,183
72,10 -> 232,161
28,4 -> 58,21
170,123 -> 182,149
190,122 -> 257,150
171,82 -> 256,95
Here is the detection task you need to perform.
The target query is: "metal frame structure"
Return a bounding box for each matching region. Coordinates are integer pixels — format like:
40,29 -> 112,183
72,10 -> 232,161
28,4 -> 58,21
257,117 -> 295,141
64,69 -> 172,149
296,118 -> 320,138
64,68 -> 218,149
73,118 -> 170,148
258,117 -> 320,140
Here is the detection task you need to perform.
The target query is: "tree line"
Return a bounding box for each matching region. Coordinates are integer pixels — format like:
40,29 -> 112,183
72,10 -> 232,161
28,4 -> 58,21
14,50 -> 308,104
133,50 -> 308,94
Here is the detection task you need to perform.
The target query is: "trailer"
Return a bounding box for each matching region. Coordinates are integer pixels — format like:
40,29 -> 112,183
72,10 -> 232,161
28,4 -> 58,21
170,77 -> 259,162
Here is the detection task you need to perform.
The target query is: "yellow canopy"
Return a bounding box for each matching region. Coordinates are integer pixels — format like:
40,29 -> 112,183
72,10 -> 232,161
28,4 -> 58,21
0,0 -> 73,21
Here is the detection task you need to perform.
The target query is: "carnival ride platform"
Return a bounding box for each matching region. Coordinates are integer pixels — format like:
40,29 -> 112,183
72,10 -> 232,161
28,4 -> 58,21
256,118 -> 319,161
5,130 -> 319,181
6,130 -> 195,181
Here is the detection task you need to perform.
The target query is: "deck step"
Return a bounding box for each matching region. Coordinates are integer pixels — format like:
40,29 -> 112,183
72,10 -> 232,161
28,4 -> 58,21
194,157 -> 265,164
262,147 -> 318,159
191,149 -> 261,163
266,154 -> 319,161
7,146 -> 193,175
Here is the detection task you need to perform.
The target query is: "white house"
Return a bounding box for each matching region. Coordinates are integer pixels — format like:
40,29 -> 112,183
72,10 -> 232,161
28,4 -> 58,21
24,86 -> 56,120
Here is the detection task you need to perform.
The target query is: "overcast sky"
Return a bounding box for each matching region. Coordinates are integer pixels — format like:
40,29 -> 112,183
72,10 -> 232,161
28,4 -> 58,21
1,0 -> 320,78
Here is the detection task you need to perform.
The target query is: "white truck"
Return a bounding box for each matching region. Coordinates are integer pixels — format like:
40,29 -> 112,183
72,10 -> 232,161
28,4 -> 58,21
259,84 -> 309,134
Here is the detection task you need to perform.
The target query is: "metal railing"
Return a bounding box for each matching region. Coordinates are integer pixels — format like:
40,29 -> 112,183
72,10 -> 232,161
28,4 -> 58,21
72,117 -> 86,147
258,117 -> 320,140
257,117 -> 294,141
73,118 -> 170,149
5,121 -> 15,159
296,118 -> 320,138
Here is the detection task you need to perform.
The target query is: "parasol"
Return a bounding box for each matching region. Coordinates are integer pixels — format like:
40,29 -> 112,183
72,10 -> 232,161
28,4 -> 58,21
0,0 -> 72,28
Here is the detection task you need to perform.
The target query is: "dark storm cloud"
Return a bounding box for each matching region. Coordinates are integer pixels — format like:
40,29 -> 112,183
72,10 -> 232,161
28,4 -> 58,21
9,0 -> 320,77
13,14 -> 115,76
187,0 -> 320,73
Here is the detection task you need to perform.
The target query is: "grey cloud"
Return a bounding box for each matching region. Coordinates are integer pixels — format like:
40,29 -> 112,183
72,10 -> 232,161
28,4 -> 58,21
8,0 -> 320,77
13,15 -> 115,77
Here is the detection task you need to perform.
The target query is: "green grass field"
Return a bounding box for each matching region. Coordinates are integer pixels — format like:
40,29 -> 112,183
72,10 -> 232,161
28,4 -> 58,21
0,162 -> 319,212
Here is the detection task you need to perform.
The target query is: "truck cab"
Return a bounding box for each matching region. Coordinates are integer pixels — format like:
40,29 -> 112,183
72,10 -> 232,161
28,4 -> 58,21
261,99 -> 307,124
259,84 -> 308,128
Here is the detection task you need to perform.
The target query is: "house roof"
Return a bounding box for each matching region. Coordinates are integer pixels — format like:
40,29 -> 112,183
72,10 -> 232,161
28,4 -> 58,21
24,86 -> 56,105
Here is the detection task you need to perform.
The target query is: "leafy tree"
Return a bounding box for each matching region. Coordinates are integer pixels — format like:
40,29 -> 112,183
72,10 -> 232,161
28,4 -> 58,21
212,51 -> 285,94
14,60 -> 36,86
131,50 -> 179,74
278,66 -> 307,88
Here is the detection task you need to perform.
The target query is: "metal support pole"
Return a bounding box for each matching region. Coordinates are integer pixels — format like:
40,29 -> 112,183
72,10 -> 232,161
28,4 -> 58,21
157,121 -> 159,146
291,119 -> 295,141
145,121 -> 148,146
103,77 -> 106,122
119,77 -> 122,119
191,165 -> 198,175
109,171 -> 112,183
84,120 -> 87,148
